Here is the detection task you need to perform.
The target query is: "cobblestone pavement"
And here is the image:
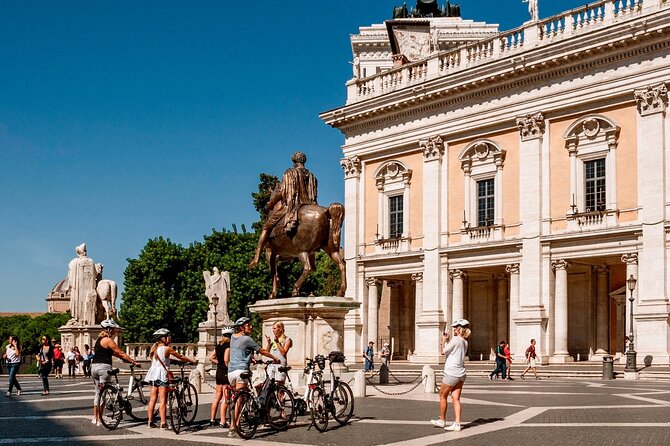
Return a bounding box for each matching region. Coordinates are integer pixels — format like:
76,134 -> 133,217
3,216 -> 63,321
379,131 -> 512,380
1,374 -> 670,445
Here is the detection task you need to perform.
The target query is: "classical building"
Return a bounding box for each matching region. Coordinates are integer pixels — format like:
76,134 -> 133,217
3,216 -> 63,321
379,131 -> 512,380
46,278 -> 71,314
321,0 -> 670,365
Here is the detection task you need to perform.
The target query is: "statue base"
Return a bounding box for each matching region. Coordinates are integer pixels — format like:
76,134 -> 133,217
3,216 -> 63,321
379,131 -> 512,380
248,296 -> 360,368
59,321 -> 118,353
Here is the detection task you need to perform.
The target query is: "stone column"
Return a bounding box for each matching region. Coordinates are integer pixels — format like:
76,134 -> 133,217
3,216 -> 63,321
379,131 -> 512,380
340,156 -> 363,361
506,264 -> 520,359
496,273 -> 509,343
593,265 -> 610,358
449,270 -> 466,322
550,260 -> 572,362
633,84 -> 670,364
365,277 -> 379,345
515,113 -> 548,352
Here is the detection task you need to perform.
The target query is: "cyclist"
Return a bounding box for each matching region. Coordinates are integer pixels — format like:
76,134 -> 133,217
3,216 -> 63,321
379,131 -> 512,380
227,317 -> 280,437
209,326 -> 234,427
91,319 -> 140,427
145,328 -> 197,430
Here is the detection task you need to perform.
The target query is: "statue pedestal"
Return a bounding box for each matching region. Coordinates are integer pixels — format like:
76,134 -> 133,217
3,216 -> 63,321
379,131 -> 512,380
59,322 -> 111,353
248,296 -> 360,368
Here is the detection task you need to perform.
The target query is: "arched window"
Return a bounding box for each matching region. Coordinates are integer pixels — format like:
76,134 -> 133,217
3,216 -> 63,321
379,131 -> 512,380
458,140 -> 506,241
564,115 -> 620,230
374,160 -> 412,249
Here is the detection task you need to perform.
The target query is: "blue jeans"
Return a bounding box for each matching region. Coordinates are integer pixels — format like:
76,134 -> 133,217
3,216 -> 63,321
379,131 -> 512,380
490,360 -> 507,379
7,363 -> 22,393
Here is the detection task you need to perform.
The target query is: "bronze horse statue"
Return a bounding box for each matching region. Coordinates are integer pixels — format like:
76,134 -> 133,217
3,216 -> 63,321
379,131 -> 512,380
264,196 -> 347,299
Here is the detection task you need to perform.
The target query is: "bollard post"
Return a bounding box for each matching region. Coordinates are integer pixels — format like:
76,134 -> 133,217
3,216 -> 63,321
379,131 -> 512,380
422,364 -> 436,393
379,363 -> 389,384
354,370 -> 367,398
602,355 -> 614,380
189,368 -> 202,393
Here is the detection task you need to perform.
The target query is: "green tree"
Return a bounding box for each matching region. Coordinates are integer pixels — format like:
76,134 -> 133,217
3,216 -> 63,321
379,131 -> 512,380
0,312 -> 70,356
251,173 -> 279,232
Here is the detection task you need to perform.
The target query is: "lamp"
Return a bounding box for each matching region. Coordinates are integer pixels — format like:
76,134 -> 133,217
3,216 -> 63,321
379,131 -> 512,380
211,294 -> 220,352
625,275 -> 637,372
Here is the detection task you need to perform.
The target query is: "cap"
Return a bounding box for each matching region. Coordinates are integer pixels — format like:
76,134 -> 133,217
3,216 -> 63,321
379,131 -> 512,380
451,319 -> 470,328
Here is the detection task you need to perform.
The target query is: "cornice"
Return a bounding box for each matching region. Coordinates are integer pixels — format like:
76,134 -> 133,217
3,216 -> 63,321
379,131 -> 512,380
322,9 -> 670,133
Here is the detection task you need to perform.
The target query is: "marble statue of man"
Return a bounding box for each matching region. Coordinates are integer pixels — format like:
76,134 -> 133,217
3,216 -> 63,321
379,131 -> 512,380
523,0 -> 539,22
65,243 -> 98,325
203,267 -> 232,325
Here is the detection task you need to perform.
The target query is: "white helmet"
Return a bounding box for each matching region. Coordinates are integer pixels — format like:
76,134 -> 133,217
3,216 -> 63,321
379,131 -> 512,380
101,319 -> 121,329
153,328 -> 171,339
221,326 -> 235,336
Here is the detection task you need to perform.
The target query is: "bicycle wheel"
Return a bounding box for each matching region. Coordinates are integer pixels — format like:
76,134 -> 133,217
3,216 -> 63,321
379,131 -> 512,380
99,386 -> 122,430
169,391 -> 182,434
233,390 -> 258,440
330,381 -> 354,425
266,384 -> 295,430
126,382 -> 150,422
309,387 -> 328,432
179,383 -> 198,424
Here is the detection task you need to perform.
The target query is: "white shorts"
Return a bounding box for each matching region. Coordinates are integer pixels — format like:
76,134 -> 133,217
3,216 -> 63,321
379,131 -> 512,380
442,374 -> 466,387
267,364 -> 286,383
529,358 -> 537,367
228,369 -> 247,386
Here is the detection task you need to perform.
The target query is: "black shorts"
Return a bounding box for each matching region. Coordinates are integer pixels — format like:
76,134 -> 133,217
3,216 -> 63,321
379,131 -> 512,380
216,371 -> 230,386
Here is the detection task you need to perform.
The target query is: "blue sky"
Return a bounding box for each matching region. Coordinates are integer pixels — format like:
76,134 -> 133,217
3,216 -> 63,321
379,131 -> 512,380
0,1 -> 588,312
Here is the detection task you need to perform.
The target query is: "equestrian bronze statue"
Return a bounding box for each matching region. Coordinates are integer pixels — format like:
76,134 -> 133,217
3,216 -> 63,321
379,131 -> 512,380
249,152 -> 346,299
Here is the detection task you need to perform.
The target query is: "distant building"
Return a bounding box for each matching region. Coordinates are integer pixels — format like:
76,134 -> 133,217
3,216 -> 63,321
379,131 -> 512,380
46,278 -> 70,314
322,1 -> 670,365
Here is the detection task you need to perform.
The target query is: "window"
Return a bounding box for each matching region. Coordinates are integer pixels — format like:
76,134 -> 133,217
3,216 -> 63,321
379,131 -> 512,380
584,159 -> 606,212
389,195 -> 404,238
477,179 -> 495,226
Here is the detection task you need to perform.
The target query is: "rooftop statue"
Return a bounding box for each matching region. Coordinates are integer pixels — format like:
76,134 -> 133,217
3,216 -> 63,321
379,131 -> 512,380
523,0 -> 539,22
393,1 -> 461,19
249,152 -> 347,299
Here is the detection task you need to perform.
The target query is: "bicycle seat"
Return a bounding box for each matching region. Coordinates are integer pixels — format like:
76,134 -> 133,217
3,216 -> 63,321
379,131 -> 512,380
278,366 -> 290,373
107,368 -> 120,376
240,371 -> 252,380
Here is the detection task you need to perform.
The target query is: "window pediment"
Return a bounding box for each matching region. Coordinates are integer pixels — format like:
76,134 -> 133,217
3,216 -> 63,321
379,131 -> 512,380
459,140 -> 506,173
564,115 -> 620,153
374,160 -> 412,190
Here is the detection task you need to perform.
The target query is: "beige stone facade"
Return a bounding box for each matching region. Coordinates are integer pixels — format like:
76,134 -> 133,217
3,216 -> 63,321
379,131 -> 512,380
322,1 -> 670,365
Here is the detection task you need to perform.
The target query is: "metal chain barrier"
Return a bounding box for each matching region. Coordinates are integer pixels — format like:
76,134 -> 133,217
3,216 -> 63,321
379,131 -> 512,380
365,374 -> 427,396
388,369 -> 422,384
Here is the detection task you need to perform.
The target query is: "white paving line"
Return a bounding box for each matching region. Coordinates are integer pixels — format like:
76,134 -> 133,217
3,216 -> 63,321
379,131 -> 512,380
613,393 -> 670,406
518,422 -> 670,427
459,397 -> 525,407
0,415 -> 90,420
126,425 -> 312,446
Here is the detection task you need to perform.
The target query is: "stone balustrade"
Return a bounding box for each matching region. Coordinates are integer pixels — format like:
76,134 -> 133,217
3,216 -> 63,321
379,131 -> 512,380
125,343 -> 198,361
348,0 -> 663,103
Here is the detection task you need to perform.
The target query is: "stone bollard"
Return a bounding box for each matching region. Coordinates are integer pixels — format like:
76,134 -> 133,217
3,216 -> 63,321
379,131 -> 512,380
422,364 -> 436,393
379,363 -> 389,384
189,368 -> 202,393
354,370 -> 367,398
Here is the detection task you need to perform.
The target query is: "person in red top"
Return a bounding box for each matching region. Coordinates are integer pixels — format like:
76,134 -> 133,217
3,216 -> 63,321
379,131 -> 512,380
52,344 -> 64,378
520,339 -> 539,379
504,342 -> 513,380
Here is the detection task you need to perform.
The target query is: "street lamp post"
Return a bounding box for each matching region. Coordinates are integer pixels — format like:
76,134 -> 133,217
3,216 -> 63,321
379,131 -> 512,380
625,275 -> 637,372
211,295 -> 219,354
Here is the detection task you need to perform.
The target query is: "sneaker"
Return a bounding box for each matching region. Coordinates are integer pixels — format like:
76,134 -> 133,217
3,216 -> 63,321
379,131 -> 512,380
5,392 -> 10,397
488,375 -> 493,381
219,421 -> 230,428
148,421 -> 157,429
520,374 -> 525,379
209,419 -> 217,427
96,421 -> 102,427
228,429 -> 236,438
16,390 -> 21,396
445,423 -> 461,432
430,419 -> 446,428
160,423 -> 170,431
91,418 -> 97,425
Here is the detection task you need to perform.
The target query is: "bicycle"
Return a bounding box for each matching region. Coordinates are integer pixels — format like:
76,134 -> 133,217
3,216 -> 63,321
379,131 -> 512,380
99,365 -> 153,429
302,352 -> 355,432
166,360 -> 199,434
231,359 -> 296,439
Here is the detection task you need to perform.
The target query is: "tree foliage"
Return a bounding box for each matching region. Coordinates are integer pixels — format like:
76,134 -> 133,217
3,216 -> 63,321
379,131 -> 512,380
0,312 -> 70,356
251,173 -> 279,232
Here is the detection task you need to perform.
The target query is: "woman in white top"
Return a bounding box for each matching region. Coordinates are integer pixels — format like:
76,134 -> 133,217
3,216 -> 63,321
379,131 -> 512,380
4,335 -> 22,396
145,328 -> 197,429
264,321 -> 292,383
431,319 -> 471,432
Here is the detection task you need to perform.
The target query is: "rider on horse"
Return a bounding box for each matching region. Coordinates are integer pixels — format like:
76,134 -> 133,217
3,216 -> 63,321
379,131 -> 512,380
249,151 -> 318,269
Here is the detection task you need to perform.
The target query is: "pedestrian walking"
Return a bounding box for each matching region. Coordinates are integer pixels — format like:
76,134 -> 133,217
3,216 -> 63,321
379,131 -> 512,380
4,335 -> 22,396
82,344 -> 93,378
209,326 -> 234,428
363,341 -> 375,373
67,347 -> 77,377
91,320 -> 141,427
430,319 -> 471,432
504,342 -> 513,380
520,339 -> 539,379
36,335 -> 54,395
145,328 -> 197,430
489,340 -> 507,380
